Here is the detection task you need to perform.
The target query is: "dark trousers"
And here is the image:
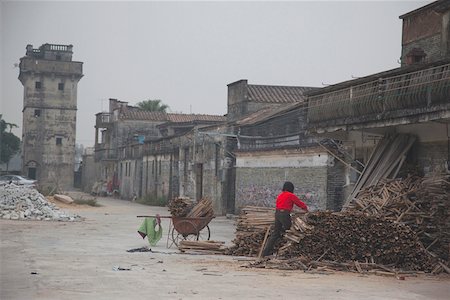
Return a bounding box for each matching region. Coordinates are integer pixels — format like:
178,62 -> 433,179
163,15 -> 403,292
262,210 -> 291,257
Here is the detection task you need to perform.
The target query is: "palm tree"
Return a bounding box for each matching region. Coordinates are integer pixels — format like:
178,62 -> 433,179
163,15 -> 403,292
136,99 -> 169,112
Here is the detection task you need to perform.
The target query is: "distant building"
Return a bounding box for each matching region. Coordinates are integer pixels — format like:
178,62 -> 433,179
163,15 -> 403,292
18,43 -> 83,190
400,0 -> 450,65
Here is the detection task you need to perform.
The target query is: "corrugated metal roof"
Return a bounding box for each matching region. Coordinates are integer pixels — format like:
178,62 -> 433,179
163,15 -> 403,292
247,84 -> 315,103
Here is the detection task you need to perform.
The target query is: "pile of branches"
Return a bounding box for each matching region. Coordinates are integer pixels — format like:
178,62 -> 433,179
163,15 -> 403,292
279,212 -> 436,272
224,206 -> 274,256
168,197 -> 214,218
168,197 -> 195,217
347,174 -> 450,266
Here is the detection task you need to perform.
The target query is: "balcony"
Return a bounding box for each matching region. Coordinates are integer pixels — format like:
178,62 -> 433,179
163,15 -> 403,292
95,112 -> 113,128
307,62 -> 450,132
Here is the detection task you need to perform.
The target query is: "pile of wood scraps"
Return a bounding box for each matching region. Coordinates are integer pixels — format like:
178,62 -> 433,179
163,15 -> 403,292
278,212 -> 436,272
168,197 -> 195,217
347,173 -> 450,269
250,258 -> 424,278
178,240 -> 225,254
344,134 -> 416,208
225,206 -> 274,256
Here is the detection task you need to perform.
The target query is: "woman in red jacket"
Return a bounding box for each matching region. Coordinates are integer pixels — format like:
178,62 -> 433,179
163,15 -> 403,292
261,181 -> 308,257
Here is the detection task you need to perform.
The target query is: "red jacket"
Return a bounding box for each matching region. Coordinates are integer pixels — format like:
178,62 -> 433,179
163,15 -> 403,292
276,191 -> 308,212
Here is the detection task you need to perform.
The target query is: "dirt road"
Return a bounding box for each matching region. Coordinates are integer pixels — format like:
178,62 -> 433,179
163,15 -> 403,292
1,197 -> 449,299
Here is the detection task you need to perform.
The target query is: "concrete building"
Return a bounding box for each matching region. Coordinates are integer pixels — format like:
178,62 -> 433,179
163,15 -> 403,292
306,2 -> 450,202
18,43 -> 83,191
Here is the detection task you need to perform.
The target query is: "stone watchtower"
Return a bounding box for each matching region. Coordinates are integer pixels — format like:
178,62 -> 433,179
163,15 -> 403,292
18,43 -> 83,191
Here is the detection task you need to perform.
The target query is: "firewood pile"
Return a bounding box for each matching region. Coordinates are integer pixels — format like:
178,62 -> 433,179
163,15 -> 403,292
186,197 -> 214,218
347,174 -> 450,266
224,206 -> 274,256
277,212 -> 436,272
168,196 -> 214,218
168,197 -> 195,217
178,240 -> 225,254
344,134 -> 416,208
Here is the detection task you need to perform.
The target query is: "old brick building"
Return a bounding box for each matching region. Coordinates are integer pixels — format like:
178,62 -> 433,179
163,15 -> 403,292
18,43 -> 83,191
400,0 -> 450,66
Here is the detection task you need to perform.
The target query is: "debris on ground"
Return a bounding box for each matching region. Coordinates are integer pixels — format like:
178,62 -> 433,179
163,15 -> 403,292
54,194 -> 74,204
0,183 -> 82,221
126,247 -> 152,253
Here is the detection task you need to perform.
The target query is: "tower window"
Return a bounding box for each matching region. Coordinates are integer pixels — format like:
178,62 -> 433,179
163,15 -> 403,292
58,83 -> 64,90
35,81 -> 42,89
56,54 -> 61,61
56,137 -> 62,145
34,109 -> 41,117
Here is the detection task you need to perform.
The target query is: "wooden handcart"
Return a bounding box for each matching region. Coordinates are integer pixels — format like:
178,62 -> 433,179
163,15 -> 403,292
137,215 -> 214,248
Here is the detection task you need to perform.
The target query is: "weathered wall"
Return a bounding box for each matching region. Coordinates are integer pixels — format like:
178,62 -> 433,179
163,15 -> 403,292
415,141 -> 448,175
21,76 -> 79,190
81,154 -> 101,193
119,159 -> 140,199
326,160 -> 346,211
401,7 -> 450,64
235,151 -> 330,211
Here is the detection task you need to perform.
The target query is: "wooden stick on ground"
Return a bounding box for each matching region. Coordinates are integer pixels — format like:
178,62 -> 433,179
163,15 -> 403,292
258,226 -> 271,259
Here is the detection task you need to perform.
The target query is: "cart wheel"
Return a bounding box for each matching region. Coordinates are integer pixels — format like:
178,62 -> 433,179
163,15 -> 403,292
197,225 -> 211,241
171,220 -> 199,247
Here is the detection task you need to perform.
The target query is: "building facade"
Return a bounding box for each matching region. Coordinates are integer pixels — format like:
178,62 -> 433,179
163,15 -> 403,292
18,43 -> 83,191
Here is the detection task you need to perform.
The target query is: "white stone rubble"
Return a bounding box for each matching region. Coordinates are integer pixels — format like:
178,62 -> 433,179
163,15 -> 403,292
0,183 -> 82,221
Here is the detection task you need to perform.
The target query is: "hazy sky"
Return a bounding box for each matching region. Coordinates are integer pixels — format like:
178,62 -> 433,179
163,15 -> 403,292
1,0 -> 430,146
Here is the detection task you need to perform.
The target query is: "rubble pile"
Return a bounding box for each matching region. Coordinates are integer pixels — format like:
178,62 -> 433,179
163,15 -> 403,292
0,183 -> 82,221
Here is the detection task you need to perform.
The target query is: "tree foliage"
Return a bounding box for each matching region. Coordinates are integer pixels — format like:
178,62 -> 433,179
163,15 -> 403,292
0,117 -> 21,164
136,99 -> 169,112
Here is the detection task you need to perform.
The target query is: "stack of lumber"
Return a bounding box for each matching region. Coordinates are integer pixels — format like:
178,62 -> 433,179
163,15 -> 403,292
178,240 -> 225,254
168,197 -> 195,217
225,206 -> 274,256
347,174 -> 450,267
343,134 -> 416,208
187,197 -> 214,218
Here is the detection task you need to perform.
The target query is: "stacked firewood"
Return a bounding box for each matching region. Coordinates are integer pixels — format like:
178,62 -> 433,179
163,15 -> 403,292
278,212 -> 436,272
347,174 -> 450,265
224,206 -> 274,256
168,197 -> 195,217
187,197 -> 214,218
178,240 -> 225,254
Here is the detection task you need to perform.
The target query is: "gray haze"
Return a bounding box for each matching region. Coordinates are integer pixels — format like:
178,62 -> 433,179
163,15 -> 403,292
1,1 -> 429,146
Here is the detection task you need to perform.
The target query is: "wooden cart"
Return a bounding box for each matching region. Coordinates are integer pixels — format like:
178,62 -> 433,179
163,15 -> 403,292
137,215 -> 214,247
